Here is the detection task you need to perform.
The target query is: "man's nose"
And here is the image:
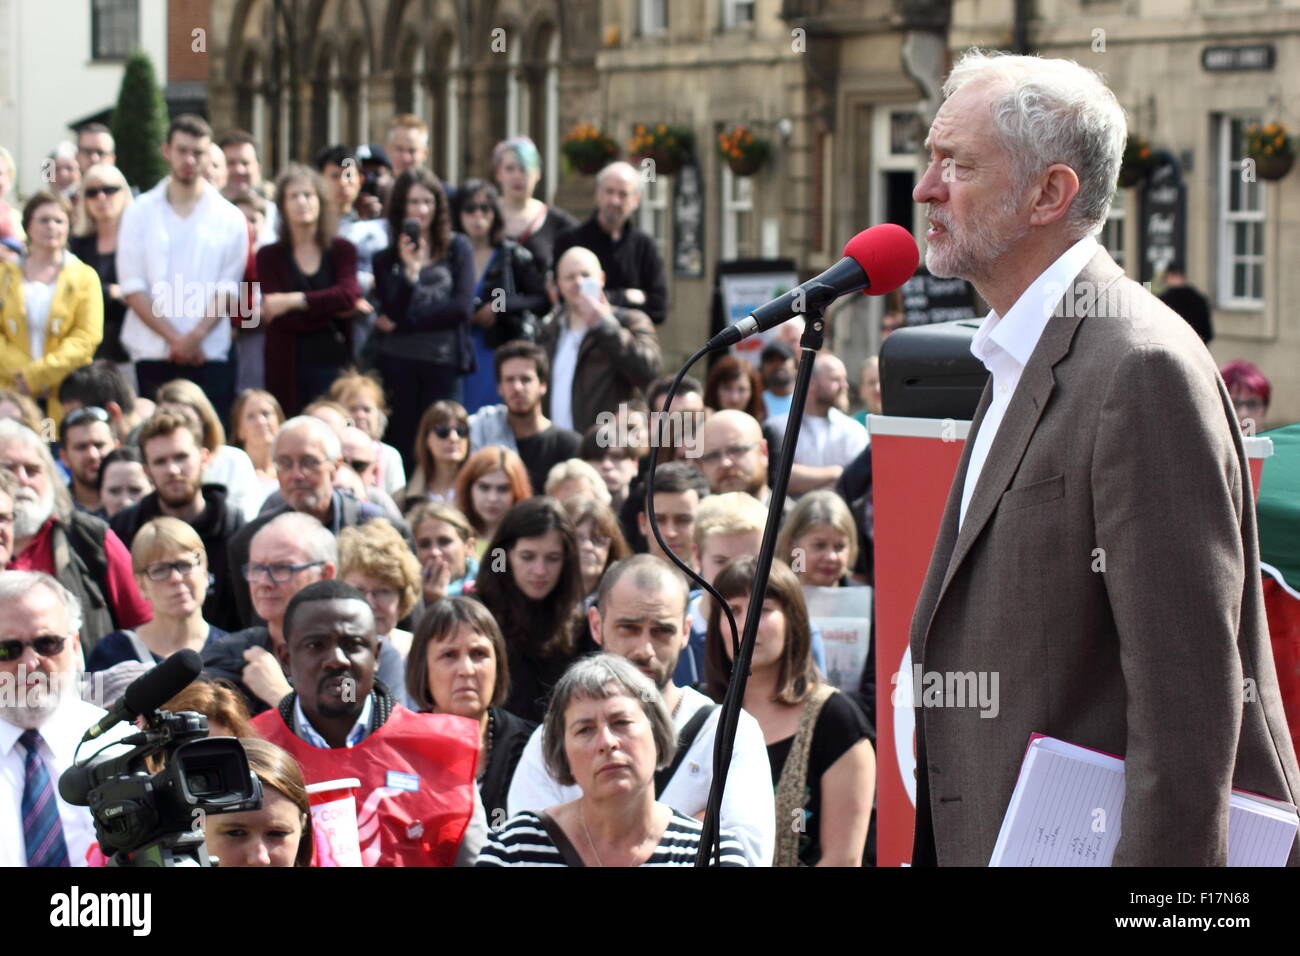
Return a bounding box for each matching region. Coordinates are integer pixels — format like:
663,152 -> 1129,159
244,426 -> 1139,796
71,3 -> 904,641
327,645 -> 349,667
913,161 -> 945,203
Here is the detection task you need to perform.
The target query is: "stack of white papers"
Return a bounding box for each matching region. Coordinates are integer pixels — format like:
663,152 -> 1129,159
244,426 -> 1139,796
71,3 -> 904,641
989,734 -> 1298,866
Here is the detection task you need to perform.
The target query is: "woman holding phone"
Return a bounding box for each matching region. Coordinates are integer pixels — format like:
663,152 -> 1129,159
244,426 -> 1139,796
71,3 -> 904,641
371,168 -> 475,471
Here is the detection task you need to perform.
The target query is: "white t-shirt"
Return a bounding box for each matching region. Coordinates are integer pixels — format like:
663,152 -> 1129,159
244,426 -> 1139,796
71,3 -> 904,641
21,279 -> 55,360
506,685 -> 775,866
549,324 -> 587,432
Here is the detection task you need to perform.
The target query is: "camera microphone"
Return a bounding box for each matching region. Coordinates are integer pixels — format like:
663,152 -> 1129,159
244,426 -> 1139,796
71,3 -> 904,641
82,649 -> 203,742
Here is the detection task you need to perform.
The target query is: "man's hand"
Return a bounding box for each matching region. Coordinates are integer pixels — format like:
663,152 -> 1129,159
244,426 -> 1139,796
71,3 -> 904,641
623,288 -> 646,307
242,645 -> 292,708
106,283 -> 123,302
570,288 -> 613,330
375,313 -> 397,333
168,329 -> 207,366
353,297 -> 374,315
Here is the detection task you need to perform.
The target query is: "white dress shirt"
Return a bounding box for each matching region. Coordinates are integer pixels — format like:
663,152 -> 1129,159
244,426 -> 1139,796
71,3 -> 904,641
959,235 -> 1098,530
0,696 -> 131,867
116,177 -> 250,363
768,406 -> 869,470
506,684 -> 776,866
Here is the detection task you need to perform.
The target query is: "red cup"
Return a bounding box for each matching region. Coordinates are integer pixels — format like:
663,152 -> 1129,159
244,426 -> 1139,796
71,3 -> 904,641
305,778 -> 363,867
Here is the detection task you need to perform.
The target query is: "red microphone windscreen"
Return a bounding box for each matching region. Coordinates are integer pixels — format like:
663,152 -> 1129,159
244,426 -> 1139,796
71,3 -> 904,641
842,223 -> 919,296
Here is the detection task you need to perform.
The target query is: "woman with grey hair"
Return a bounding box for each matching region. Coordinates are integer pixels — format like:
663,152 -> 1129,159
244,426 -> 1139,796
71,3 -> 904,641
477,654 -> 749,866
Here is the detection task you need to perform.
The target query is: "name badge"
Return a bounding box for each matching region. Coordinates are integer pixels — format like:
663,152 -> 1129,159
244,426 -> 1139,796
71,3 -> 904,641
386,770 -> 419,792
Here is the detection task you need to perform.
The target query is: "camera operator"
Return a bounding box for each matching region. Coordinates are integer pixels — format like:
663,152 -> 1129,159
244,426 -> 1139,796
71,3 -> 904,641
0,571 -> 131,866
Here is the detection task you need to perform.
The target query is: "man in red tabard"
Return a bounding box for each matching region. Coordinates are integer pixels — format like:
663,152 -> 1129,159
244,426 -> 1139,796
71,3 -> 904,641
252,579 -> 484,865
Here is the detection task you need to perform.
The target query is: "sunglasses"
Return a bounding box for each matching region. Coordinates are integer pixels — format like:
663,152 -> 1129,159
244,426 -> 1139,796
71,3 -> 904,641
83,185 -> 122,200
0,636 -> 68,663
346,458 -> 375,473
433,425 -> 469,439
461,203 -> 492,215
64,406 -> 110,428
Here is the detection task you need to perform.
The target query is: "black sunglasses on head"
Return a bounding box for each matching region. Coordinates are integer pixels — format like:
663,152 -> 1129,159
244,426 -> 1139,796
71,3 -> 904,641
0,636 -> 67,663
433,425 -> 469,439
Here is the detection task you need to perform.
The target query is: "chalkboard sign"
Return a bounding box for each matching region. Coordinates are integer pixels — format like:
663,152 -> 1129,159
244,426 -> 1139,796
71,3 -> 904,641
1139,157 -> 1186,282
672,160 -> 704,278
900,267 -> 977,325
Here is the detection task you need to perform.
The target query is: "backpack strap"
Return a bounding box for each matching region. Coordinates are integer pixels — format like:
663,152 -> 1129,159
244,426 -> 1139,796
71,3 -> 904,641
535,810 -> 586,867
122,630 -> 154,665
654,703 -> 719,798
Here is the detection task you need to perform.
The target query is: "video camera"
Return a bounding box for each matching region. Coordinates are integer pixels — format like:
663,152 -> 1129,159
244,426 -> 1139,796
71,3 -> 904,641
60,651 -> 262,867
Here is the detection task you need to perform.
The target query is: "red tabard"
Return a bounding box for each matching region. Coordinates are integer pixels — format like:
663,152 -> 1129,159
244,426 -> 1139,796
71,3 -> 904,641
252,703 -> 480,867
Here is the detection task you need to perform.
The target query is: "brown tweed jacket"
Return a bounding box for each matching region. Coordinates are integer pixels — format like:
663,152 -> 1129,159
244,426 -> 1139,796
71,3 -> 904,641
909,247 -> 1300,866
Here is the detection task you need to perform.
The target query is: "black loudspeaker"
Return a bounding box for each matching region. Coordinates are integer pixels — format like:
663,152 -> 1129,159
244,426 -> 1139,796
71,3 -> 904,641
879,320 -> 989,420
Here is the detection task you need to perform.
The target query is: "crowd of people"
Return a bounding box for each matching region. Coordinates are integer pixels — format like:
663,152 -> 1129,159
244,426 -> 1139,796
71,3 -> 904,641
0,57 -> 1286,869
0,111 -> 887,868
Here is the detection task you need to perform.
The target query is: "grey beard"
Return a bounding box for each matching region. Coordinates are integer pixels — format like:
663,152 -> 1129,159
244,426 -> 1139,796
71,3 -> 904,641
13,488 -> 54,540
0,666 -> 80,730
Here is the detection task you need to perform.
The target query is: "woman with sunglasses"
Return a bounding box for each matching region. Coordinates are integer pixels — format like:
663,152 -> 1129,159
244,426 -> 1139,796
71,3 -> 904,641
453,178 -> 547,414
0,190 -> 103,424
397,400 -> 470,509
69,164 -> 132,368
86,516 -> 229,671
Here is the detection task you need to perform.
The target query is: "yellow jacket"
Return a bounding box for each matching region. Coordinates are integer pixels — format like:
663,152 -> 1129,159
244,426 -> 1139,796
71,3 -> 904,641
0,253 -> 103,424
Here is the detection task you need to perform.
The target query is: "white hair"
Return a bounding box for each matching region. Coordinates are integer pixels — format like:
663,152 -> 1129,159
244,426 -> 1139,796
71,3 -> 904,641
49,140 -> 78,162
254,511 -> 338,565
596,161 -> 641,195
545,458 -> 612,506
274,415 -> 342,462
942,49 -> 1127,237
0,571 -> 83,639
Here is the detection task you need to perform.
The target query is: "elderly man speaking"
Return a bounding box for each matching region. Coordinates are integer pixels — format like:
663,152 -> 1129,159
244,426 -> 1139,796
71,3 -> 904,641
908,50 -> 1300,866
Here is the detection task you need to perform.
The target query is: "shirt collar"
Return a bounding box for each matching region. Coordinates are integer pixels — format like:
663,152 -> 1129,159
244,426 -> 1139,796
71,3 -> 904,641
0,683 -> 85,756
971,234 -> 1099,370
293,693 -> 373,749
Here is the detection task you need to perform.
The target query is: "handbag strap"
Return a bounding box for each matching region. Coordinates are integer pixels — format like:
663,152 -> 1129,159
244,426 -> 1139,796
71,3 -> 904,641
773,683 -> 836,867
536,809 -> 587,867
655,703 -> 718,798
122,629 -> 154,665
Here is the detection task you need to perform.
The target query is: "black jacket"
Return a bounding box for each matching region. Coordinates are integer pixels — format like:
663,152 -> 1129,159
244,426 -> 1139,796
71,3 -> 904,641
110,484 -> 246,632
201,625 -> 273,714
477,239 -> 549,347
553,214 -> 669,325
480,707 -> 536,826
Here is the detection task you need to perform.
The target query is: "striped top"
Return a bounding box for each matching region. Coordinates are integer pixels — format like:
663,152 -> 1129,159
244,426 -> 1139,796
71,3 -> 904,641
476,809 -> 750,867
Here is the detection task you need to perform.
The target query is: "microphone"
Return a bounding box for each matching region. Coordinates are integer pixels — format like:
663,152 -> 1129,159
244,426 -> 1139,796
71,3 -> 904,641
707,223 -> 919,351
82,648 -> 202,741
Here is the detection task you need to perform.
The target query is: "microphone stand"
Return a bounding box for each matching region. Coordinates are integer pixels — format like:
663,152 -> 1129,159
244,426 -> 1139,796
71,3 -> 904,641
693,308 -> 827,866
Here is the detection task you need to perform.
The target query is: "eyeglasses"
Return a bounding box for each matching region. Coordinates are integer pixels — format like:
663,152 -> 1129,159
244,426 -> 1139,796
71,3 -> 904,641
698,442 -> 758,466
355,586 -> 399,604
432,425 -> 469,440
64,406 -> 110,428
345,458 -> 375,473
577,533 -> 611,550
461,203 -> 492,215
1233,398 -> 1265,412
83,185 -> 122,200
274,455 -> 325,474
242,561 -> 325,583
78,146 -> 109,158
142,558 -> 203,582
0,636 -> 67,663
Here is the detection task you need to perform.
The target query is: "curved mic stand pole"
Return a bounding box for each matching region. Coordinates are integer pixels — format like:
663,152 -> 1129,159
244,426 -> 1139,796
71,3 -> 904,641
696,307 -> 827,867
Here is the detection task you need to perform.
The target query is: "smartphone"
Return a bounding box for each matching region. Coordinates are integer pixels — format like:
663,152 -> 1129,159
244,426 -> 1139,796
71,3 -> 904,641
578,277 -> 601,300
402,218 -> 422,246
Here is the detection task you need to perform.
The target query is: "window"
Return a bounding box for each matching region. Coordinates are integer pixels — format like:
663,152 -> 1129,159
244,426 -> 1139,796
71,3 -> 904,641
640,0 -> 668,36
721,164 -> 753,259
1099,187 -> 1125,271
639,174 -> 670,259
1218,115 -> 1264,307
91,0 -> 139,60
723,0 -> 756,29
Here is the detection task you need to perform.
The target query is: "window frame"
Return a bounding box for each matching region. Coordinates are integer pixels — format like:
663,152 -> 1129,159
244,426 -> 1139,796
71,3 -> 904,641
90,0 -> 140,62
1217,113 -> 1266,310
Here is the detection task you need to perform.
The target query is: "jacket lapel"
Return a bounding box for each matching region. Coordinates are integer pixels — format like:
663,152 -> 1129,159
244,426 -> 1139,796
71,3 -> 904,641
930,248 -> 1125,613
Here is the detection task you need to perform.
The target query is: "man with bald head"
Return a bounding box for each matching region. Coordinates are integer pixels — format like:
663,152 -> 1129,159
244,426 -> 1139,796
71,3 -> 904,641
553,161 -> 668,325
536,246 -> 661,434
507,554 -> 774,865
699,409 -> 786,508
767,351 -> 869,494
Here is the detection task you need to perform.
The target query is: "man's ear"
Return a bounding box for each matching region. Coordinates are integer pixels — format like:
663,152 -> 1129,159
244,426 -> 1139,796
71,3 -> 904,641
199,447 -> 212,470
539,380 -> 548,399
587,604 -> 604,646
321,562 -> 336,581
1028,163 -> 1081,228
274,639 -> 291,671
637,510 -> 650,538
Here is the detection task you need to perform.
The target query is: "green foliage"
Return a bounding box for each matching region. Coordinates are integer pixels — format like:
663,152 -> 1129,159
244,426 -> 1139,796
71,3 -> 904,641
110,50 -> 170,191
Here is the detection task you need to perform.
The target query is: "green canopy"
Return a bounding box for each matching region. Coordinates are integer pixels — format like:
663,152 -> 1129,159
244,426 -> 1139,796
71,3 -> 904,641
1258,423 -> 1300,593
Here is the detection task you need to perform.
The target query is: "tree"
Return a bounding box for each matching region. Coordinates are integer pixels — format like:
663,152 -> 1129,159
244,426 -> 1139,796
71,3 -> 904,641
110,50 -> 169,191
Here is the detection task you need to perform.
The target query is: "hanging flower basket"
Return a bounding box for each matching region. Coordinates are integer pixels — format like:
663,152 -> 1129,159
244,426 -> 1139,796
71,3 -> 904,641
1244,122 -> 1296,181
1117,134 -> 1155,188
562,123 -> 620,175
718,124 -> 772,177
628,123 -> 694,177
